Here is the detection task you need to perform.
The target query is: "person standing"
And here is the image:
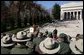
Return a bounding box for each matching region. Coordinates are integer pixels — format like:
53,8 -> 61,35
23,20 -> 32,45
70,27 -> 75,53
52,29 -> 58,42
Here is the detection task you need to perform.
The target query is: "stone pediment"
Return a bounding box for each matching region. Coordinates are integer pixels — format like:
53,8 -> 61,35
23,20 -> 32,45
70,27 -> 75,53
61,2 -> 83,8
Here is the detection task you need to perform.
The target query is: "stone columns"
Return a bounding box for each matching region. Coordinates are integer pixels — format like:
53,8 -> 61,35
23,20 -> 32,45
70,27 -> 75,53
61,10 -> 83,21
71,12 -> 73,20
66,12 -> 68,20
70,12 -> 71,20
68,12 -> 69,20
60,10 -> 64,20
73,12 -> 75,20
76,11 -> 78,20
64,12 -> 66,20
80,11 -> 82,20
79,10 -> 83,34
75,12 -> 77,20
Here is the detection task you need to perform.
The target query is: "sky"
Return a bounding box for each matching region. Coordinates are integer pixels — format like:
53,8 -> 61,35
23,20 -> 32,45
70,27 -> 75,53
36,1 -> 82,9
5,1 -> 82,11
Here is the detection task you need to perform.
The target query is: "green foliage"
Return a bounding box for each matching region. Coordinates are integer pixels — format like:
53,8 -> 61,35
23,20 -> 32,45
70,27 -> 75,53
52,3 -> 60,20
1,21 -> 7,32
9,15 -> 15,29
1,1 -> 52,33
24,17 -> 28,27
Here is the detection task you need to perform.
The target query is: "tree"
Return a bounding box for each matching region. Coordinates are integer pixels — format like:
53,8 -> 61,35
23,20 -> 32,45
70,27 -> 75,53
52,3 -> 60,20
9,1 -> 19,28
1,1 -> 9,32
9,15 -> 15,29
1,1 -> 51,33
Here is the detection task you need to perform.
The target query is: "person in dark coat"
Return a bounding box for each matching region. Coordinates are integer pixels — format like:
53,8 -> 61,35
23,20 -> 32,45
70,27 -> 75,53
35,32 -> 60,54
35,32 -> 52,54
1,34 -> 15,54
32,32 -> 45,54
26,41 -> 35,54
33,32 -> 45,46
26,32 -> 36,54
67,35 -> 72,43
57,33 -> 71,54
10,31 -> 34,54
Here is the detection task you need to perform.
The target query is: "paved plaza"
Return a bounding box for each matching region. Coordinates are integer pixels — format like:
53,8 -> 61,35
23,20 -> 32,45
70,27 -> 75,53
39,20 -> 83,38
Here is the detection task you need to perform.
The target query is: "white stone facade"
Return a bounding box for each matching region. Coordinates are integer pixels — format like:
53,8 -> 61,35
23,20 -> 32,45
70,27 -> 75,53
60,2 -> 83,21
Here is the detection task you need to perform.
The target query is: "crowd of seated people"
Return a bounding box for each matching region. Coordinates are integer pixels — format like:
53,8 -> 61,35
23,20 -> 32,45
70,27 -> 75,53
1,25 -> 83,54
